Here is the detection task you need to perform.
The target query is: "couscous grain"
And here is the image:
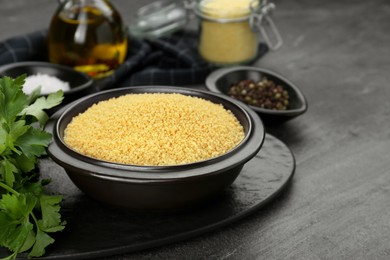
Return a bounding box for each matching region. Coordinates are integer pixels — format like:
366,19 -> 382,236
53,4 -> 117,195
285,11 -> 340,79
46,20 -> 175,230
64,93 -> 244,166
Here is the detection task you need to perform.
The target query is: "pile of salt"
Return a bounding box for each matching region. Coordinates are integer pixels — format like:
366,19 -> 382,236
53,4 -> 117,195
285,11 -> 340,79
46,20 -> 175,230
23,73 -> 70,95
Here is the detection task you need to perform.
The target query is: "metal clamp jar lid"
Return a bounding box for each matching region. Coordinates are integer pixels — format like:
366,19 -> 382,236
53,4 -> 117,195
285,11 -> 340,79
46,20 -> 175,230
248,0 -> 282,50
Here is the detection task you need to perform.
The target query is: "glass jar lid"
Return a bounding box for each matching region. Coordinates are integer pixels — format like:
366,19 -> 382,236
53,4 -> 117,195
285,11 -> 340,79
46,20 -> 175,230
128,0 -> 187,39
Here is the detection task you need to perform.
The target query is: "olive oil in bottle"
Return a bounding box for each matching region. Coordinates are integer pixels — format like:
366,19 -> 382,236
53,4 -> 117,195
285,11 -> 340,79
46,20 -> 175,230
48,0 -> 128,78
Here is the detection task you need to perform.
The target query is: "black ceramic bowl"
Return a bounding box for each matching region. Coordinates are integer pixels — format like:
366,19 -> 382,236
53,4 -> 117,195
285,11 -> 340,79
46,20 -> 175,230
45,86 -> 265,209
205,66 -> 308,124
0,61 -> 94,104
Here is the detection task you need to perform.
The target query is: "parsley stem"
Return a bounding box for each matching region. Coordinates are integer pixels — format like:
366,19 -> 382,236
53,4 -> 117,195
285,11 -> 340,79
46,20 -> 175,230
31,211 -> 40,231
0,182 -> 19,195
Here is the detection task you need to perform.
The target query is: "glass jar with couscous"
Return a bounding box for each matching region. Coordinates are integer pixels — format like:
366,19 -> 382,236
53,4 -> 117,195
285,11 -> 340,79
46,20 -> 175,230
189,0 -> 283,65
128,0 -> 282,66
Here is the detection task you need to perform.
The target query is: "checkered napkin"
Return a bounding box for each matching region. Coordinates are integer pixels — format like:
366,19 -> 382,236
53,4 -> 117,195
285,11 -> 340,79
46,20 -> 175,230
0,30 -> 268,90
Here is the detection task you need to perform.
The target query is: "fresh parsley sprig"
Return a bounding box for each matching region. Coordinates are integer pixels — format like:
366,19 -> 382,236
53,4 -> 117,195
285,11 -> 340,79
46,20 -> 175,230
0,75 -> 66,259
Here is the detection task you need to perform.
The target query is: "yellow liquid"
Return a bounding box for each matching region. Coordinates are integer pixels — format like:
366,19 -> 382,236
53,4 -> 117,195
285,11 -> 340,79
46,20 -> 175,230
198,0 -> 258,65
48,6 -> 127,78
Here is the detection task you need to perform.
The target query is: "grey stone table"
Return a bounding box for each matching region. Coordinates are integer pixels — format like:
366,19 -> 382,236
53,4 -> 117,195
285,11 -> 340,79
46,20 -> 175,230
1,0 -> 390,259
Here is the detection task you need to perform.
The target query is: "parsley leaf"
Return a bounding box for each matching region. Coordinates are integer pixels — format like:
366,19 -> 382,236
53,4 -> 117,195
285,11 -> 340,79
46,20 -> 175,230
28,230 -> 55,258
38,194 -> 66,233
0,193 -> 36,252
21,90 -> 64,126
0,159 -> 17,187
0,75 -> 66,259
0,76 -> 28,125
15,127 -> 52,159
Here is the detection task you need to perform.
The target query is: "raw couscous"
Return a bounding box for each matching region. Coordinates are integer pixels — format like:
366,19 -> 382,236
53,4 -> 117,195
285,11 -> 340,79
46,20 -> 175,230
64,93 -> 245,166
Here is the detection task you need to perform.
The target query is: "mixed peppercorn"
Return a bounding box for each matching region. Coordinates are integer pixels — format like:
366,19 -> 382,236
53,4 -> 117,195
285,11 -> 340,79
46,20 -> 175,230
228,78 -> 290,110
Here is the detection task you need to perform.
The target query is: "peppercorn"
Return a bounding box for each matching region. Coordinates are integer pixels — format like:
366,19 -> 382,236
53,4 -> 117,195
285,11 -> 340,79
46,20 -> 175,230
227,78 -> 290,110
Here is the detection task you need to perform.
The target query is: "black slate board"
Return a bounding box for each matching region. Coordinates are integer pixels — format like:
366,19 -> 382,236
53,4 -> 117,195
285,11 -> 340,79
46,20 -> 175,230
1,134 -> 295,260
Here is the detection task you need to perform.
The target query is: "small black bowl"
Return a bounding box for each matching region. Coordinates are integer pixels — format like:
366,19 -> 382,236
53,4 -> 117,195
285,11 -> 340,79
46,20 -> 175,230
0,61 -> 94,104
45,86 -> 265,210
205,66 -> 308,124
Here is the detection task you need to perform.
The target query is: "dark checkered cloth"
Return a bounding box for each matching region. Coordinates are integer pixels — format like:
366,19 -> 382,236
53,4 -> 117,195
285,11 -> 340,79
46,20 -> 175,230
0,30 -> 268,90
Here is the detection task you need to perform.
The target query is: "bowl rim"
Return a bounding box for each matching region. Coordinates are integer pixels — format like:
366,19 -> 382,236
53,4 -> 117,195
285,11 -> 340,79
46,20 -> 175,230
0,61 -> 93,94
46,86 -> 265,181
205,66 -> 308,116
